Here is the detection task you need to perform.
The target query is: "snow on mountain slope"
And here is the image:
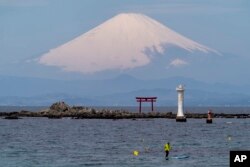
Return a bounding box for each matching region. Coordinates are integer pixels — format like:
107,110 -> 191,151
39,13 -> 218,73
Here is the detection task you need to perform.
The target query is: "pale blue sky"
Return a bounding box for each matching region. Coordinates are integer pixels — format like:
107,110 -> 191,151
0,0 -> 250,84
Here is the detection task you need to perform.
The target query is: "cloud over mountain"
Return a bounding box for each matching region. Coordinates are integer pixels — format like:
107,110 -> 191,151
39,13 -> 217,73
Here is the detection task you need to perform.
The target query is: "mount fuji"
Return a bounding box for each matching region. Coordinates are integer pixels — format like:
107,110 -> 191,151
39,13 -> 219,74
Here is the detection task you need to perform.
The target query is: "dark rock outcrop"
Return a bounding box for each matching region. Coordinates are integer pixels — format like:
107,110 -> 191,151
49,101 -> 70,112
4,115 -> 20,119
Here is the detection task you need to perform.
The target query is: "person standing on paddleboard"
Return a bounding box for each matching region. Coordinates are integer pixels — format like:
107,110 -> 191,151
164,142 -> 172,158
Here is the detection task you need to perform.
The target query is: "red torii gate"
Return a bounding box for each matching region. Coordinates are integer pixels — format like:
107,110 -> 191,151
136,97 -> 157,113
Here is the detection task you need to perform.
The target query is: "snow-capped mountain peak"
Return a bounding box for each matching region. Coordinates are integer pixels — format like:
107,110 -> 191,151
39,13 -> 218,73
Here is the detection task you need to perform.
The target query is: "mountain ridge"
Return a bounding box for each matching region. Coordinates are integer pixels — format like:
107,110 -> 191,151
0,75 -> 250,106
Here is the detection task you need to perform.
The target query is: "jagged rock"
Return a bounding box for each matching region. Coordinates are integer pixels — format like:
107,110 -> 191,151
49,101 -> 70,112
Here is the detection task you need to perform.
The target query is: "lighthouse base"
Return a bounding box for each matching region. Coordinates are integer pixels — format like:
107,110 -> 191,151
206,119 -> 213,124
176,116 -> 187,122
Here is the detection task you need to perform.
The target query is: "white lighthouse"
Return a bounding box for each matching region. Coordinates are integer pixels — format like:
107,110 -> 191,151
176,84 -> 187,122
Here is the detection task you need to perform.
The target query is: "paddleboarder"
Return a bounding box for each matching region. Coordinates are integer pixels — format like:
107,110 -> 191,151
164,142 -> 172,159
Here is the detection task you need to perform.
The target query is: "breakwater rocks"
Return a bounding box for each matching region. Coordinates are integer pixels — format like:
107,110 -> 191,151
1,102 -> 250,119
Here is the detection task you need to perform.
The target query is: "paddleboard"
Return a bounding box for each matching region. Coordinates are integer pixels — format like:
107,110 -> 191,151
171,155 -> 189,159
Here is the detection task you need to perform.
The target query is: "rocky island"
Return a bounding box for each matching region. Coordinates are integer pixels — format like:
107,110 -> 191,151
1,101 -> 250,119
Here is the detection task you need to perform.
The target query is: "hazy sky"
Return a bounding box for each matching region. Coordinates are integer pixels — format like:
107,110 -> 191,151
1,0 -> 250,84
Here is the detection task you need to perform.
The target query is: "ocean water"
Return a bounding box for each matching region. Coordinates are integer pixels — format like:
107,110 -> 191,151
0,117 -> 249,167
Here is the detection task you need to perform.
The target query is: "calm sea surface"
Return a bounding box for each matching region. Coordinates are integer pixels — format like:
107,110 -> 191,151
0,117 -> 249,167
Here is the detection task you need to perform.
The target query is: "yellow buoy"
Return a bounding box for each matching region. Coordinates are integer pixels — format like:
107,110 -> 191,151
133,150 -> 139,156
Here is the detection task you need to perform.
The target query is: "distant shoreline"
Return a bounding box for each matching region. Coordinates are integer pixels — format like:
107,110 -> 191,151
1,102 -> 249,119
1,110 -> 249,119
2,106 -> 250,114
